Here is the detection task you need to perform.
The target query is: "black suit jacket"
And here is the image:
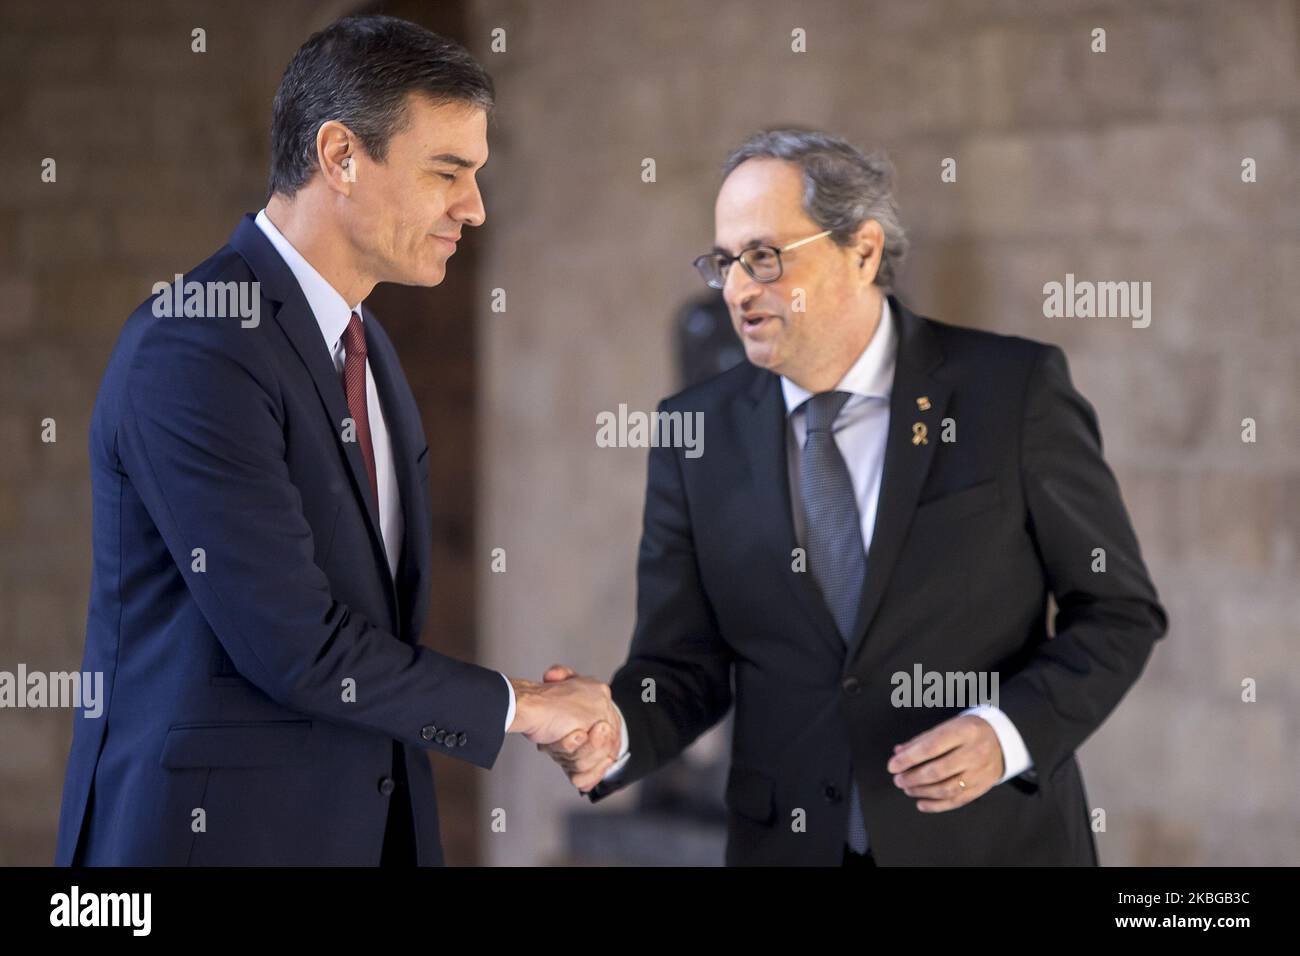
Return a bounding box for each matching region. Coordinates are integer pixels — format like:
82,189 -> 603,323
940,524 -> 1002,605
588,294 -> 1167,866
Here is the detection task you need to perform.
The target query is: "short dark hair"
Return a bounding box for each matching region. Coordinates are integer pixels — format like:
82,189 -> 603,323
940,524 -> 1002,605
268,15 -> 495,198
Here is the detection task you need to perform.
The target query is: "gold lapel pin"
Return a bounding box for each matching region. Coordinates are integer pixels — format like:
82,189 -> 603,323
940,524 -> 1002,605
916,396 -> 931,411
912,422 -> 928,445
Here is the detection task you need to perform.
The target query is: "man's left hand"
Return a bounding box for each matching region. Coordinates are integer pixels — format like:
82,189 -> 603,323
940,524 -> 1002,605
886,715 -> 1005,812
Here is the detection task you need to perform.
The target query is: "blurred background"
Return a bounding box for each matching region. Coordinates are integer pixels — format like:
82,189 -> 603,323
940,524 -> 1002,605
1,0 -> 1297,865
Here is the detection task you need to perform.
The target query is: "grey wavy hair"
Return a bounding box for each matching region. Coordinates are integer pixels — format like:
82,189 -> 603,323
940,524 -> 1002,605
720,128 -> 909,289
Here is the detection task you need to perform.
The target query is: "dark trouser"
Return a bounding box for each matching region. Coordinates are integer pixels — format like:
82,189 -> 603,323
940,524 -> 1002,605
842,844 -> 877,867
380,740 -> 416,867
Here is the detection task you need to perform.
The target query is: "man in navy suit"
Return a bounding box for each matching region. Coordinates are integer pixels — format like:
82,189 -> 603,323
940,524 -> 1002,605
55,15 -> 618,866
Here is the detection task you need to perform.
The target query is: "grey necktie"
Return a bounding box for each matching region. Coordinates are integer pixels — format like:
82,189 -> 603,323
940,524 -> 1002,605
799,390 -> 869,854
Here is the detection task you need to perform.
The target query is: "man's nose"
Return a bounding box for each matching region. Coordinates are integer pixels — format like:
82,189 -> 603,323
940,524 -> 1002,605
723,259 -> 760,310
453,176 -> 486,227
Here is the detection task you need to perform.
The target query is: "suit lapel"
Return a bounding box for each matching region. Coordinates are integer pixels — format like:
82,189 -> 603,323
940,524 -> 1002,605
739,370 -> 846,661
845,296 -> 950,663
362,308 -> 428,643
228,215 -> 400,624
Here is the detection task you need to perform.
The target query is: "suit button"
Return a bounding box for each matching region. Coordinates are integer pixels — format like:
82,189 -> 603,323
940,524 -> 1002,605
378,777 -> 396,795
456,732 -> 468,747
434,729 -> 447,744
445,733 -> 458,748
841,676 -> 861,695
824,784 -> 842,804
421,725 -> 438,741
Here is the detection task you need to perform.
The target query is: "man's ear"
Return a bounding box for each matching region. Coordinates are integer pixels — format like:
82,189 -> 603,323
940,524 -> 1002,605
854,219 -> 884,281
316,120 -> 358,194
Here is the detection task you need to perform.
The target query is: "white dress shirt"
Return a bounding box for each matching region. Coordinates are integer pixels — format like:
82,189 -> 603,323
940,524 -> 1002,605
253,209 -> 517,733
603,296 -> 1033,793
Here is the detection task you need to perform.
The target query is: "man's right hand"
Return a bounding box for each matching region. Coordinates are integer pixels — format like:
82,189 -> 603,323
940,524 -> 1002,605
529,665 -> 623,792
507,670 -> 620,791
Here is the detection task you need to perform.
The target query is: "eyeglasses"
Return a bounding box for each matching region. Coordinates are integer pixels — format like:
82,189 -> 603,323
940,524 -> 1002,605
692,229 -> 833,290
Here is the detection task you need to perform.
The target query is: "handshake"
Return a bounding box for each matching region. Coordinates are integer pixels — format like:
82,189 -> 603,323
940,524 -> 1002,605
507,665 -> 623,793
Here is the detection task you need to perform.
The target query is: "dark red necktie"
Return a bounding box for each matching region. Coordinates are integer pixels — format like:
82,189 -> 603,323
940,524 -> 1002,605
341,311 -> 379,510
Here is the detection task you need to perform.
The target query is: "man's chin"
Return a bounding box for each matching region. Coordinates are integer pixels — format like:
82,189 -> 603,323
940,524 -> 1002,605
742,341 -> 782,371
397,262 -> 447,288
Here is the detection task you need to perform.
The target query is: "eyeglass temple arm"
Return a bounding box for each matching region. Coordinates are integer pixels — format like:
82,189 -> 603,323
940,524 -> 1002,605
779,229 -> 833,252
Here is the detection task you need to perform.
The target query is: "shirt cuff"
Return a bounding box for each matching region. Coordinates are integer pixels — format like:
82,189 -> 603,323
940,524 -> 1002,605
601,701 -> 632,780
961,705 -> 1033,784
500,673 -> 516,733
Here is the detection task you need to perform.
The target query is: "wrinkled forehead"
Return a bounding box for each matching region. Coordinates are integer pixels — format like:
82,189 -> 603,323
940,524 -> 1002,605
394,94 -> 490,166
712,158 -> 812,254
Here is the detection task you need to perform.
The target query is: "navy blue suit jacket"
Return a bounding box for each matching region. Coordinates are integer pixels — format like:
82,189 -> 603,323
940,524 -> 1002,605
55,214 -> 508,865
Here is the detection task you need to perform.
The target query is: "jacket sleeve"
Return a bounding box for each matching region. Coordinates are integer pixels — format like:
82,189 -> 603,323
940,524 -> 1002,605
996,344 -> 1168,781
118,315 -> 508,769
589,400 -> 734,801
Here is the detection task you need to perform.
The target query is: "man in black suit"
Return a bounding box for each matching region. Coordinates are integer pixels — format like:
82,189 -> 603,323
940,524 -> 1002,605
541,129 -> 1167,866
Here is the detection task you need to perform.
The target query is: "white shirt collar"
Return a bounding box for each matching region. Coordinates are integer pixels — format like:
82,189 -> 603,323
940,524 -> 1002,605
780,294 -> 897,414
254,208 -> 363,352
